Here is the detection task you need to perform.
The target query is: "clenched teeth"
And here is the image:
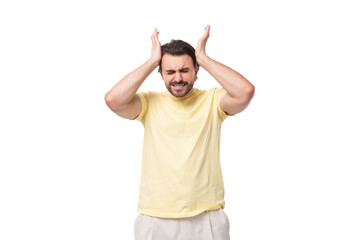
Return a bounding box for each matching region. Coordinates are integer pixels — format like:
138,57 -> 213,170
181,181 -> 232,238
172,83 -> 186,87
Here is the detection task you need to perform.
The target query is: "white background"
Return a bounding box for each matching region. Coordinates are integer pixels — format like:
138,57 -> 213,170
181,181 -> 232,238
1,0 -> 359,239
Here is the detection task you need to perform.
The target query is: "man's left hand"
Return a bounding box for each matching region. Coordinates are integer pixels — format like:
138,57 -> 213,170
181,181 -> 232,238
195,25 -> 210,66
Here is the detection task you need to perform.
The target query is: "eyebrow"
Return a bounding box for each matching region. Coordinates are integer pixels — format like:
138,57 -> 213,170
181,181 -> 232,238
165,68 -> 190,73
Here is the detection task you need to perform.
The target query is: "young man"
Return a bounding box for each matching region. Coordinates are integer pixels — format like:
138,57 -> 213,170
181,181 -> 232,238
105,25 -> 255,240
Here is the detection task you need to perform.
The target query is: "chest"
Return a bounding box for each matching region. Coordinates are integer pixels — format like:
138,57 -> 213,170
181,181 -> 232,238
145,97 -> 215,138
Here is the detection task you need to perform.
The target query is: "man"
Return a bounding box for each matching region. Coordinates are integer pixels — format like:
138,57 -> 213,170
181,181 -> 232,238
105,25 -> 255,240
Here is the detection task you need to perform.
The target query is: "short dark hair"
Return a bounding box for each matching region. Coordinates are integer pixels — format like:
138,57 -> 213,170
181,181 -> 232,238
158,39 -> 198,74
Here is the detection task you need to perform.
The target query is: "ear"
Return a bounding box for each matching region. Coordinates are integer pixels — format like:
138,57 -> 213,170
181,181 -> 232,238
195,66 -> 200,76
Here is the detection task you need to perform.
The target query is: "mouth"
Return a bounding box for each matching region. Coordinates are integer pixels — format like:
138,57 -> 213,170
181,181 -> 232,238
171,82 -> 187,90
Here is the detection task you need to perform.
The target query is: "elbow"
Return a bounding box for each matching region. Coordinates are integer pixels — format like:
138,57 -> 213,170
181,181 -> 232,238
104,92 -> 130,113
104,92 -> 112,106
104,92 -> 117,110
244,83 -> 255,99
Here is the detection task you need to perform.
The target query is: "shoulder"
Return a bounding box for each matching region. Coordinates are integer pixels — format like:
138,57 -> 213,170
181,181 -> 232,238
137,90 -> 164,99
186,88 -> 225,102
198,87 -> 225,97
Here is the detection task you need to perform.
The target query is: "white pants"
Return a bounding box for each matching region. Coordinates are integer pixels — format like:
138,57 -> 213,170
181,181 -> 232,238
134,208 -> 230,240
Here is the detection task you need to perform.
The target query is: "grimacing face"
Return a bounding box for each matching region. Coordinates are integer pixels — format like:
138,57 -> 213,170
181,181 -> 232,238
161,53 -> 199,97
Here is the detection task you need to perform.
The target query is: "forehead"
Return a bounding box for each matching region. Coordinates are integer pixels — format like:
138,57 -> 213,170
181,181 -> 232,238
161,54 -> 194,70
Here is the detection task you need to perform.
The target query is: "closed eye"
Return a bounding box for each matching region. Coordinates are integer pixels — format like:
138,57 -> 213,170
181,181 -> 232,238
165,68 -> 189,74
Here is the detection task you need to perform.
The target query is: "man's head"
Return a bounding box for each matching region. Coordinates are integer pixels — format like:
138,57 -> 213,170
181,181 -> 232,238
159,40 -> 199,97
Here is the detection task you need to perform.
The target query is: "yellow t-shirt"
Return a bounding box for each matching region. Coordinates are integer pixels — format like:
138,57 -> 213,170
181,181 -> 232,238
134,87 -> 230,218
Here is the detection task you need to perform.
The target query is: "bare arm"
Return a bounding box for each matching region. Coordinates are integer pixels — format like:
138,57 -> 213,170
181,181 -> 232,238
104,29 -> 161,119
195,26 -> 255,115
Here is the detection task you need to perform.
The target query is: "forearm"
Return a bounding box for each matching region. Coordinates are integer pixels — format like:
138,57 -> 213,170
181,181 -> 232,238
197,55 -> 254,99
105,58 -> 158,107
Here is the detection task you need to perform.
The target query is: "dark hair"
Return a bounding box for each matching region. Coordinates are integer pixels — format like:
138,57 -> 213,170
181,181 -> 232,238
158,39 -> 198,74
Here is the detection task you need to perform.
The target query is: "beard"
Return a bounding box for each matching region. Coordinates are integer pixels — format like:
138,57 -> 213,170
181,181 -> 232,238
166,80 -> 194,97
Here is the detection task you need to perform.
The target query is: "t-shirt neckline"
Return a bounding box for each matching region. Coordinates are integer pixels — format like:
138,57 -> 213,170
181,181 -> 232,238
167,88 -> 198,101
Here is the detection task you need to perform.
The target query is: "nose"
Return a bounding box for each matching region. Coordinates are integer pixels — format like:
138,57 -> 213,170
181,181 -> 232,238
174,71 -> 182,81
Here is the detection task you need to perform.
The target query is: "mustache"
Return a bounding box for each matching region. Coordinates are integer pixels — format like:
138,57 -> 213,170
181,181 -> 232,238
170,80 -> 187,85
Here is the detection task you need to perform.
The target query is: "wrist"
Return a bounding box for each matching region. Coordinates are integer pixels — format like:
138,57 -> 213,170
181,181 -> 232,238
196,54 -> 210,67
147,58 -> 161,69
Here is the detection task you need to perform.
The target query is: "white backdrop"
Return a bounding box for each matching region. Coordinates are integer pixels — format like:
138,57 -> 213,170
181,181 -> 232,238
1,0 -> 359,239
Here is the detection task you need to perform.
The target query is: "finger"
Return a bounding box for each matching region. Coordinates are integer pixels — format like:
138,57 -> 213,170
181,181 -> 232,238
155,31 -> 161,45
199,26 -> 209,43
151,30 -> 155,43
151,28 -> 158,44
154,29 -> 159,41
154,28 -> 158,36
202,25 -> 210,40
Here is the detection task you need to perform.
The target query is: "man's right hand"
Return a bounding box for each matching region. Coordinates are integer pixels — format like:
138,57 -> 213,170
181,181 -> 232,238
150,28 -> 162,65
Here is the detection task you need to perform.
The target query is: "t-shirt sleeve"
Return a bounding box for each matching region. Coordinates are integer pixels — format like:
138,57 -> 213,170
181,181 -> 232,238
215,88 -> 234,121
134,91 -> 149,124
